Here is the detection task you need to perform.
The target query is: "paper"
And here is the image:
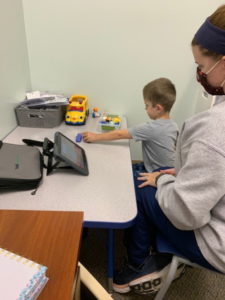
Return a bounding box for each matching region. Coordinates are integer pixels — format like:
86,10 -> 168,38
0,248 -> 48,300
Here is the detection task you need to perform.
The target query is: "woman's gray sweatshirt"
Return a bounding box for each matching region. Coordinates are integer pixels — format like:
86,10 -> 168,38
156,97 -> 225,273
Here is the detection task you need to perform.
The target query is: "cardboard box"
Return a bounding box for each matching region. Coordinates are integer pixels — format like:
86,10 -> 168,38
15,105 -> 66,128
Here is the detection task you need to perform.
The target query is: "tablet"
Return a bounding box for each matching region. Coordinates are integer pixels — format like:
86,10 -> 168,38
53,132 -> 89,175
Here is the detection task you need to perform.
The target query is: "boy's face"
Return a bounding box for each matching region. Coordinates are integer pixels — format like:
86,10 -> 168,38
144,99 -> 159,120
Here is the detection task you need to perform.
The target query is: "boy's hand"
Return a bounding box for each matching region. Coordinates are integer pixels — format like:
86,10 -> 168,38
137,172 -> 161,188
82,132 -> 98,143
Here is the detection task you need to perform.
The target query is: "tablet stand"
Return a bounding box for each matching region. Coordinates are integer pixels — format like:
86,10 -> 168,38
43,138 -> 73,175
23,138 -> 71,175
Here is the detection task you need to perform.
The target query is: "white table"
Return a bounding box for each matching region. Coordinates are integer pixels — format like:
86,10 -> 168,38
1,116 -> 137,287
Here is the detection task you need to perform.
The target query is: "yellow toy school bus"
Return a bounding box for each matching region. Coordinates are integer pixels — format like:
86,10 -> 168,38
65,95 -> 89,125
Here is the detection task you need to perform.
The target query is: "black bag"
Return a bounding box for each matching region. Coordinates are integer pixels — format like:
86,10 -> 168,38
0,141 -> 43,192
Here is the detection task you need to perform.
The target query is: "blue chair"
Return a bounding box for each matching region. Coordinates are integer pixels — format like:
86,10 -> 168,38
154,255 -> 200,300
154,234 -> 220,300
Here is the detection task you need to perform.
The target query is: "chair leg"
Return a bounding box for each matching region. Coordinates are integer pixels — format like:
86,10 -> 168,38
154,256 -> 179,300
78,262 -> 114,300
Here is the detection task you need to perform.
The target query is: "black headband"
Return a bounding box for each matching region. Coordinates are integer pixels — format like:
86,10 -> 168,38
194,18 -> 225,55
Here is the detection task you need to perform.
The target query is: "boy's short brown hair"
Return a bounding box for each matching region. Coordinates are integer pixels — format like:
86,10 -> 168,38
143,78 -> 176,112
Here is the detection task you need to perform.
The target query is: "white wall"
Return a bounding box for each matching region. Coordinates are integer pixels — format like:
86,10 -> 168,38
0,0 -> 31,139
22,0 -> 225,159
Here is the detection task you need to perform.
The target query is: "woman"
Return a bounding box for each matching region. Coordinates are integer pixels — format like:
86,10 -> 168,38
113,5 -> 225,295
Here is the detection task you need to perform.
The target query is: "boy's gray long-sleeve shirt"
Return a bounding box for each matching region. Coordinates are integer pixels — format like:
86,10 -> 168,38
156,97 -> 225,273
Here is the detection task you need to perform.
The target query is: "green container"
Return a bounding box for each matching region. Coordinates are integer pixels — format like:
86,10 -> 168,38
101,125 -> 115,131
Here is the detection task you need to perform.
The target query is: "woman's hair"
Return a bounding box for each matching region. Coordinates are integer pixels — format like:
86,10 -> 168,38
143,78 -> 176,112
191,5 -> 225,58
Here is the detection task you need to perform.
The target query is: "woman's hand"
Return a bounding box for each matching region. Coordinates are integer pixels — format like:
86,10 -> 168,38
160,168 -> 176,176
137,172 -> 161,188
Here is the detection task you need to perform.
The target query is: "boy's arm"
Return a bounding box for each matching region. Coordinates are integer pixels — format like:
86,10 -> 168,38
82,129 -> 132,142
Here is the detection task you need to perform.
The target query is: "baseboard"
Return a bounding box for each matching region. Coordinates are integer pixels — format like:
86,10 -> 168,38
132,160 -> 143,164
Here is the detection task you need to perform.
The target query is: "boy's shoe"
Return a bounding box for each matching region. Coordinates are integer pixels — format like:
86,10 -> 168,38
113,254 -> 185,295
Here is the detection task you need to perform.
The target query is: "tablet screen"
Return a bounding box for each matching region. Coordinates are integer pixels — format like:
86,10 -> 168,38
61,137 -> 84,168
54,132 -> 88,175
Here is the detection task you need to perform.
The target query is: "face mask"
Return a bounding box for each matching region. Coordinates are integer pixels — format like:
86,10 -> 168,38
196,60 -> 225,96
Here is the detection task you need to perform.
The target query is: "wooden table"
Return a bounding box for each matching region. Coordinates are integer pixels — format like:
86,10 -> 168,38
0,210 -> 83,300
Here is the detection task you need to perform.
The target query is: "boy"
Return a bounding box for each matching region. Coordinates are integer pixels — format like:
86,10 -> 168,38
82,78 -> 179,172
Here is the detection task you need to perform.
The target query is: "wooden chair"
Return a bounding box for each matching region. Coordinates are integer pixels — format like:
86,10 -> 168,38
78,262 -> 113,300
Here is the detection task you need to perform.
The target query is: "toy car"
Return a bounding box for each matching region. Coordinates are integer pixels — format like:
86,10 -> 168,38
65,95 -> 89,125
